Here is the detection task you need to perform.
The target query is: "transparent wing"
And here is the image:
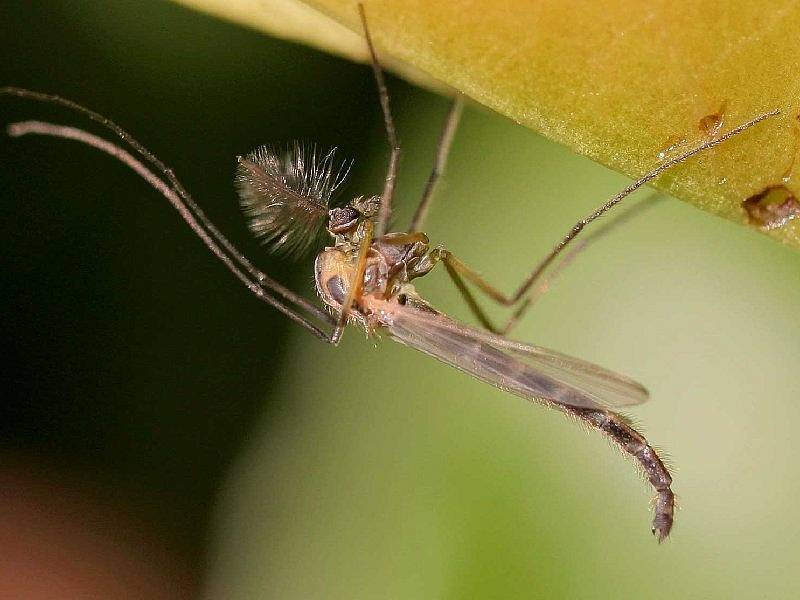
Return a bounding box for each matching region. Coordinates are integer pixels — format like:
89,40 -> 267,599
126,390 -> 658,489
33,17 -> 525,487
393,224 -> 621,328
503,340 -> 649,408
385,303 -> 648,410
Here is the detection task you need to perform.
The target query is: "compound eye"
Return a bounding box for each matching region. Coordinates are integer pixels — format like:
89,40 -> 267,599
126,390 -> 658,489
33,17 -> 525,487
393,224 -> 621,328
325,275 -> 347,305
328,206 -> 360,234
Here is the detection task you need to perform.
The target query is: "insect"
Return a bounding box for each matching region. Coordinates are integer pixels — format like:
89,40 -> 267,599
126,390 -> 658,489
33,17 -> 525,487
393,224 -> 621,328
1,4 -> 778,542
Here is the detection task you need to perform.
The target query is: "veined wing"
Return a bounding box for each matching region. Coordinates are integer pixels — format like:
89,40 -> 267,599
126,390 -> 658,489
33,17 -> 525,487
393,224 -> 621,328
384,304 -> 648,410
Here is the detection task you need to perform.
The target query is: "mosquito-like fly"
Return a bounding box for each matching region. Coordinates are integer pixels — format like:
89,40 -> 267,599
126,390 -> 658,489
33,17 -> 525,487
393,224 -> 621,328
1,4 -> 778,542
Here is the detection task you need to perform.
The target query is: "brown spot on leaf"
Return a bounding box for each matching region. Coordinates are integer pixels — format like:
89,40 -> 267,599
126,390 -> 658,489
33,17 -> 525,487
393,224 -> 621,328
742,185 -> 800,230
698,101 -> 727,139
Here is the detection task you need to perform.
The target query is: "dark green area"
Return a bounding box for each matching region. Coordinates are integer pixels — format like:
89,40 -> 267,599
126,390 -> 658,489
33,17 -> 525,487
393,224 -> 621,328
0,0 -> 394,572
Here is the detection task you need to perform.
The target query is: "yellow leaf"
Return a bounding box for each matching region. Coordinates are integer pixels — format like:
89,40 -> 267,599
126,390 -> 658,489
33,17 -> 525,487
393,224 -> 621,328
173,0 -> 800,250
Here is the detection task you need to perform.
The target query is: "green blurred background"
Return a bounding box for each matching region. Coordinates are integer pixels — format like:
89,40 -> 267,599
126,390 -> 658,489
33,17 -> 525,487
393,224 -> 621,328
3,1 -> 800,598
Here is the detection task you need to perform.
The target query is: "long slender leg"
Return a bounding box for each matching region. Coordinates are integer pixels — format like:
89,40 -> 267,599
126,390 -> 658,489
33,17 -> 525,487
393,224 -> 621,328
409,96 -> 464,232
498,242 -> 586,334
358,4 -> 399,238
441,257 -> 497,331
567,406 -> 674,542
439,240 -> 587,334
0,86 -> 334,328
434,248 -> 515,306
330,220 -> 374,345
436,194 -> 663,333
429,110 -> 778,328
499,193 -> 665,334
6,119 -> 335,342
502,110 -> 778,308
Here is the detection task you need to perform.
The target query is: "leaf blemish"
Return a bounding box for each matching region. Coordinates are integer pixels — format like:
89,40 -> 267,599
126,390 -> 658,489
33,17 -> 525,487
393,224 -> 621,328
742,185 -> 800,230
658,102 -> 728,161
698,101 -> 728,139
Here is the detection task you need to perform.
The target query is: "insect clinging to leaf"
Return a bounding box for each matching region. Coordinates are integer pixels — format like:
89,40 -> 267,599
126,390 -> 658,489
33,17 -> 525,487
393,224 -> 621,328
1,3 -> 779,542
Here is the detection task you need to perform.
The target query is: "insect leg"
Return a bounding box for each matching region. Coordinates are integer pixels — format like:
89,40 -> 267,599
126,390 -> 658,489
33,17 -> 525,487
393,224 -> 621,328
500,193 -> 665,334
432,248 -> 516,306
430,109 -> 779,332
5,118 -> 336,342
409,96 -> 464,232
425,245 -> 544,333
358,4 -> 399,238
330,219 -> 374,345
500,109 -> 779,326
435,241 -> 586,333
439,255 -> 500,332
1,86 -> 335,330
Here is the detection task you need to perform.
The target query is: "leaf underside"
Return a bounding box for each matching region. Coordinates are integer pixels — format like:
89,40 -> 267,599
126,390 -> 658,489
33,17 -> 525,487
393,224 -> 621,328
174,0 -> 800,251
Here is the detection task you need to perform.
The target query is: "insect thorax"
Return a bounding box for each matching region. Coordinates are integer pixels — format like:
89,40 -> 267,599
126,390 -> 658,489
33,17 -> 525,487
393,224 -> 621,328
314,222 -> 437,324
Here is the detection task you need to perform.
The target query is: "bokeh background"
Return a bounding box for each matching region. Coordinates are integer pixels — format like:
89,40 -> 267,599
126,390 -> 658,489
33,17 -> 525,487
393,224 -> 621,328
3,1 -> 800,598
